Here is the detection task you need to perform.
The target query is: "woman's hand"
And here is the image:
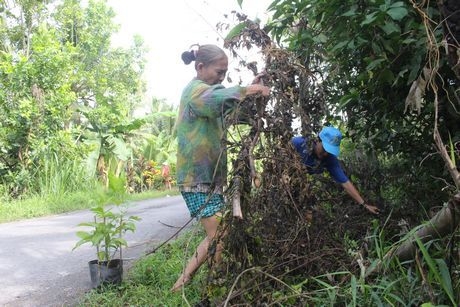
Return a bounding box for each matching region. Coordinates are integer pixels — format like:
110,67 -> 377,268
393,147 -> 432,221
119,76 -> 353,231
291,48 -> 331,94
251,72 -> 267,85
246,84 -> 270,97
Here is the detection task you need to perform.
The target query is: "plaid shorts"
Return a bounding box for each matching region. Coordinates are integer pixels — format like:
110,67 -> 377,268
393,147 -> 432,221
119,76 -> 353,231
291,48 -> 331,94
181,192 -> 225,219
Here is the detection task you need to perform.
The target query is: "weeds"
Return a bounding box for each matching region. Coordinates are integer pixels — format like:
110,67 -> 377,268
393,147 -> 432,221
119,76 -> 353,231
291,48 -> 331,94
77,228 -> 205,306
74,213 -> 459,306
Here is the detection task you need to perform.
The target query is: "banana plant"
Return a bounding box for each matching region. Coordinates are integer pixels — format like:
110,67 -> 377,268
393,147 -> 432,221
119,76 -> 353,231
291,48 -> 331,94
82,112 -> 145,186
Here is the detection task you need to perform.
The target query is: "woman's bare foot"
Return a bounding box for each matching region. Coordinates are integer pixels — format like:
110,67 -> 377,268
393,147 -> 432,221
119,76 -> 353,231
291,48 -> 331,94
171,273 -> 191,292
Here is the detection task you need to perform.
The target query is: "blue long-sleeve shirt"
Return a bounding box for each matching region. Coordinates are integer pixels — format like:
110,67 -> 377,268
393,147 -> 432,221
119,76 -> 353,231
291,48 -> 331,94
291,136 -> 349,184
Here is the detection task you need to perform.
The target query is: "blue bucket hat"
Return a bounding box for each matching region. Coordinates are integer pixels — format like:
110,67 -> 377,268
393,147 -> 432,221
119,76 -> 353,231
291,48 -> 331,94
319,126 -> 342,157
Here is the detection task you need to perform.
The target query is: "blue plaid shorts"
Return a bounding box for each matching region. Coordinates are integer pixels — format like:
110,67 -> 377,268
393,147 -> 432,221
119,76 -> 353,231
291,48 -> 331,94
181,192 -> 225,219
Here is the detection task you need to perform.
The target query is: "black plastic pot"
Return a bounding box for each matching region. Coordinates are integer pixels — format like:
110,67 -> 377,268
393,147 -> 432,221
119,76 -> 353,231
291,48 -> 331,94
88,259 -> 123,288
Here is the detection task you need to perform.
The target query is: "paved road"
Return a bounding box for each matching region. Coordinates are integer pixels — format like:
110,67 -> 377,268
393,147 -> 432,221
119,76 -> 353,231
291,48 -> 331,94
0,195 -> 192,307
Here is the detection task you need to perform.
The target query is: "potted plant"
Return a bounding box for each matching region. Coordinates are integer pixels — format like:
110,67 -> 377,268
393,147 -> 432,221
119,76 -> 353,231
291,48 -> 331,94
73,173 -> 140,288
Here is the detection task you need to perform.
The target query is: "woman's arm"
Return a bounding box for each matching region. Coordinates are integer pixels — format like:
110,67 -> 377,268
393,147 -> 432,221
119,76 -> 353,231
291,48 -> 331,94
188,81 -> 269,118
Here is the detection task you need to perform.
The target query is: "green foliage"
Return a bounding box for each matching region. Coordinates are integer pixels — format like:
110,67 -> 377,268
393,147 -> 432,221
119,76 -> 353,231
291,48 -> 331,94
225,22 -> 247,41
0,0 -> 148,198
77,224 -> 458,305
265,0 -> 458,209
73,173 -> 141,262
414,236 -> 456,305
0,188 -> 177,224
120,98 -> 178,193
35,150 -> 94,196
77,229 -> 204,306
0,22 -> 79,196
139,98 -> 177,163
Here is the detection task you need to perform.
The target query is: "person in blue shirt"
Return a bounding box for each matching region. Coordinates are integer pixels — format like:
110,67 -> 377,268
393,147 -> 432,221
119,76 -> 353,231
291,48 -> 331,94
291,126 -> 380,215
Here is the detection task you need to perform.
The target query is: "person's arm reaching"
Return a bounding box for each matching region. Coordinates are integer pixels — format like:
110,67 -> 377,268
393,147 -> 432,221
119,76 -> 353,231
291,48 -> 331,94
341,181 -> 380,215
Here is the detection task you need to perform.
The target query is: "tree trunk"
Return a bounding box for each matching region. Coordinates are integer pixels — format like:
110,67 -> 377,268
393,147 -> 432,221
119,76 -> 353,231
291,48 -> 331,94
366,192 -> 460,277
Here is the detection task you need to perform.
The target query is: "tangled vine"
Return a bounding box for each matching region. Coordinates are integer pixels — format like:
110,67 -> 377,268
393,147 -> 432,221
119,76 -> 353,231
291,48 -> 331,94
196,14 -> 395,306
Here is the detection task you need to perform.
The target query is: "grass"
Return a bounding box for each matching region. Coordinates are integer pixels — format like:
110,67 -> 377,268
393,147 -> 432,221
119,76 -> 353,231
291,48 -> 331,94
74,230 -> 459,306
0,153 -> 179,223
76,227 -> 206,306
1,173 -> 458,305
0,188 -> 179,223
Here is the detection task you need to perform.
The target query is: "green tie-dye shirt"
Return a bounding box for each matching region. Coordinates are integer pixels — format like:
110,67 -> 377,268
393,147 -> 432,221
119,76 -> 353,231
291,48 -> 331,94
176,78 -> 247,189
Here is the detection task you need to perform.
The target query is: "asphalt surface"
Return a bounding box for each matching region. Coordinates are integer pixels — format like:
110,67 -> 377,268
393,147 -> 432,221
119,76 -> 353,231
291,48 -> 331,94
0,195 -> 192,307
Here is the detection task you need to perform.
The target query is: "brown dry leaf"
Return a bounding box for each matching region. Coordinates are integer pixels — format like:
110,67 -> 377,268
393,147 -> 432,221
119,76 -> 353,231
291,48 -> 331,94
404,67 -> 431,114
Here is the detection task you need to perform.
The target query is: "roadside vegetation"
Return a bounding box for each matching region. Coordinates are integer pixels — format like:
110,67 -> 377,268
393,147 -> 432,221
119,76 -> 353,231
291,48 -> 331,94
1,0 -> 459,305
77,228 -> 205,306
76,223 -> 457,306
0,188 -> 177,223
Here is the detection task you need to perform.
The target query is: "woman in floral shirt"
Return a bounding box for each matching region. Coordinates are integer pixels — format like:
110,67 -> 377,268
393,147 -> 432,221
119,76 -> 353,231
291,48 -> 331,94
172,44 -> 270,291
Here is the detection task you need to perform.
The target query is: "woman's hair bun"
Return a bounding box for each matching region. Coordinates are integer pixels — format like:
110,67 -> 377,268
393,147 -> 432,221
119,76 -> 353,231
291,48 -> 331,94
181,50 -> 196,65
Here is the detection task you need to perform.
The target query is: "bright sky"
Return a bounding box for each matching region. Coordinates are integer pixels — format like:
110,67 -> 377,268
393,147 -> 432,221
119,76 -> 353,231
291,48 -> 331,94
107,0 -> 273,112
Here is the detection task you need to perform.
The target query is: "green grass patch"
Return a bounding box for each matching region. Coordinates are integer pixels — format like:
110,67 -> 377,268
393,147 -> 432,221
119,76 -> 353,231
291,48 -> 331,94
127,188 -> 180,201
0,188 -> 180,223
77,227 -> 207,306
0,191 -> 94,223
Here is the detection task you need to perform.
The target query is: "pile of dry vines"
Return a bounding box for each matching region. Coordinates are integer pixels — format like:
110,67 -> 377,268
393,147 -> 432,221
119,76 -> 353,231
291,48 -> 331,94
198,14 -> 396,305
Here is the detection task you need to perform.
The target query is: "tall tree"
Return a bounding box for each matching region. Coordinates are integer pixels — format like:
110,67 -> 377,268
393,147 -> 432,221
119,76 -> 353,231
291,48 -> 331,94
0,0 -> 147,196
